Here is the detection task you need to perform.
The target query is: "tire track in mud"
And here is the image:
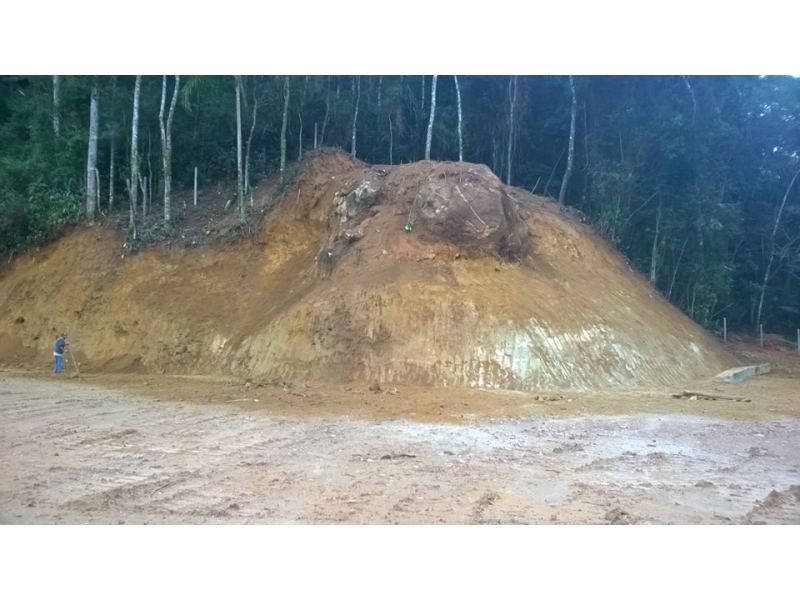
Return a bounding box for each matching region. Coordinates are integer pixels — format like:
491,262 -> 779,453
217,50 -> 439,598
1,376 -> 799,524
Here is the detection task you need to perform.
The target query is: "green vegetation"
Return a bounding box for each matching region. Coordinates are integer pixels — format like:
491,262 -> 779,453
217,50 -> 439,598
1,75 -> 798,334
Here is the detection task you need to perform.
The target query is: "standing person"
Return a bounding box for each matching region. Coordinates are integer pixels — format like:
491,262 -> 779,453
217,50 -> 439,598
53,332 -> 68,374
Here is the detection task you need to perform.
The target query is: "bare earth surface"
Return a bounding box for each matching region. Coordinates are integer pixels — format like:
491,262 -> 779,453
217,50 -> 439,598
2,369 -> 799,525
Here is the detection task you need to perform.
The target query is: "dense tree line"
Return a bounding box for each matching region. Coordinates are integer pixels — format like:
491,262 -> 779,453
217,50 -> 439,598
1,75 -> 798,335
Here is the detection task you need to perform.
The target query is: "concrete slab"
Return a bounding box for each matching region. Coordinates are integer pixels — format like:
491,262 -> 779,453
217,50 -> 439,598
714,363 -> 772,384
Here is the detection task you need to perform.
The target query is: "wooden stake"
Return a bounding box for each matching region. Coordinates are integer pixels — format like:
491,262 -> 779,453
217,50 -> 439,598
67,345 -> 80,377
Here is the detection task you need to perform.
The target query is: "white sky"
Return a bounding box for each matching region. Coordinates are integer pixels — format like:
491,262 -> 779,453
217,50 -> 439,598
3,2 -> 799,75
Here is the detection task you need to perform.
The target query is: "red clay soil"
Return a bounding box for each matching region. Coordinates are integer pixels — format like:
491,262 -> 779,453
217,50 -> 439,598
0,150 -> 735,393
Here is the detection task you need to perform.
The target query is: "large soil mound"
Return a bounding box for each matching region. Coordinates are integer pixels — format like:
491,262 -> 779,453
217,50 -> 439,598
0,150 -> 735,391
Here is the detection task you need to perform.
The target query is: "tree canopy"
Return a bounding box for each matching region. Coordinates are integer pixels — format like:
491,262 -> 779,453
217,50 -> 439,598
1,75 -> 798,335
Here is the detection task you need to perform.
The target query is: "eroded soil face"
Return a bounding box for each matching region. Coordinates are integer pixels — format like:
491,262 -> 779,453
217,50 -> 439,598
2,361 -> 799,524
0,152 -> 734,393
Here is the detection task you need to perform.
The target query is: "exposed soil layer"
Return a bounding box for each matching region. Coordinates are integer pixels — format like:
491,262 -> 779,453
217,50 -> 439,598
0,151 -> 735,392
2,375 -> 798,525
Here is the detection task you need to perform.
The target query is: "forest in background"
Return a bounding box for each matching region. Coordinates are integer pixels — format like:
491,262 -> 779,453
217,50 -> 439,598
1,75 -> 798,336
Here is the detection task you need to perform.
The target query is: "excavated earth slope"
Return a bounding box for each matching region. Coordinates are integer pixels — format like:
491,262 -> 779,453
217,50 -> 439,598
0,150 -> 735,391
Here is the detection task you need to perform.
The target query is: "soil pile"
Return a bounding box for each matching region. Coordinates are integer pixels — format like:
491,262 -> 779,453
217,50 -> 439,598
0,149 -> 735,391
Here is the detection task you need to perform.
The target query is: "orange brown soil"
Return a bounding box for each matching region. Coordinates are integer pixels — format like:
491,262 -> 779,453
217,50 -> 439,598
0,150 -> 735,392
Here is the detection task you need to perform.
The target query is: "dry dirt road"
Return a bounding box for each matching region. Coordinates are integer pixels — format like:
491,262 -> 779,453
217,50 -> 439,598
2,374 -> 799,524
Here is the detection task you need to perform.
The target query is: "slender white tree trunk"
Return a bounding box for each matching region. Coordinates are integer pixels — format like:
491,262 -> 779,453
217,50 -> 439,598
506,75 -> 518,186
351,75 -> 360,157
166,76 -> 179,219
95,168 -> 101,213
756,167 -> 800,329
140,176 -> 148,217
159,75 -> 180,223
144,134 -> 152,218
454,75 -> 463,162
320,94 -> 329,147
280,75 -> 290,184
86,81 -> 99,221
245,80 -> 259,205
235,76 -> 244,221
668,238 -> 688,301
491,134 -> 498,174
650,198 -> 662,284
109,139 -> 115,210
377,75 -> 383,108
159,76 -> 168,220
297,75 -> 307,160
425,75 -> 438,160
314,122 -> 318,149
52,75 -> 60,138
298,107 -> 303,160
558,75 -> 577,205
388,110 -> 393,165
129,75 -> 141,232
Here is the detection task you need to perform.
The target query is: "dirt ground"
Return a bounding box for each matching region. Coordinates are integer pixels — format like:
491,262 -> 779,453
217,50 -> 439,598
1,344 -> 798,525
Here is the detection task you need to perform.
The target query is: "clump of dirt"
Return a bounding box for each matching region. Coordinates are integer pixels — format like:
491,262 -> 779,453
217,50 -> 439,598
743,486 -> 800,525
604,507 -> 639,524
0,149 -> 736,393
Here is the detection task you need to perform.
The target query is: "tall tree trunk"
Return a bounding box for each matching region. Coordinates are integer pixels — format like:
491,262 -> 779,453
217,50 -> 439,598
388,110 -> 393,166
109,139 -> 115,210
668,238 -> 688,301
558,75 -> 577,205
86,80 -> 99,221
425,75 -> 438,160
320,86 -> 330,147
280,76 -> 290,184
159,76 -> 180,224
650,198 -> 662,284
297,75 -> 307,160
142,133 -> 152,217
377,75 -> 383,108
756,167 -> 800,330
52,75 -> 60,138
140,176 -> 148,217
95,168 -> 101,213
298,107 -> 303,160
235,76 -> 244,222
129,75 -> 142,232
491,134 -> 499,175
454,75 -> 463,162
351,75 -> 360,158
506,75 -> 518,186
245,79 -> 260,205
159,77 -> 167,220
167,76 -> 179,217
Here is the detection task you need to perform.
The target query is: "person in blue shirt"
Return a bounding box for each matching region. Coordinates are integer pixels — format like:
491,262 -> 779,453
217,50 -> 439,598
53,332 -> 68,374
